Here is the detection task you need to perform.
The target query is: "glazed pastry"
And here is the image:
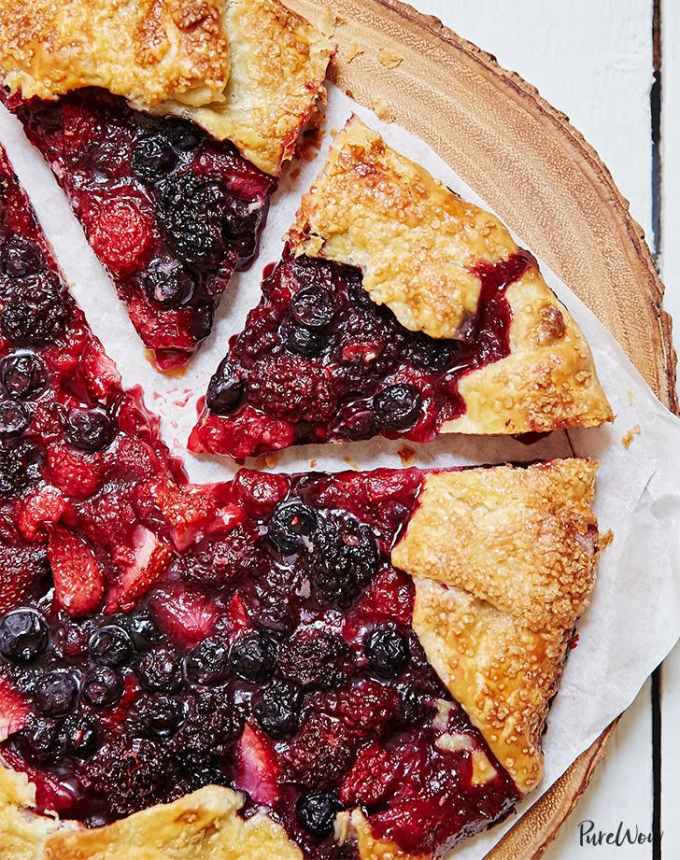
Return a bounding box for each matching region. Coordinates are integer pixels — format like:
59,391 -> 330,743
0,0 -> 333,369
190,116 -> 613,460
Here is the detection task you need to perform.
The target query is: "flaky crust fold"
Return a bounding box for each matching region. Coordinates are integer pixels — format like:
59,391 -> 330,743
289,117 -> 613,431
0,0 -> 333,175
391,460 -> 600,793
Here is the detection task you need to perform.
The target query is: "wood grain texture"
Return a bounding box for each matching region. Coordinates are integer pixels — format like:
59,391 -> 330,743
282,0 -> 677,856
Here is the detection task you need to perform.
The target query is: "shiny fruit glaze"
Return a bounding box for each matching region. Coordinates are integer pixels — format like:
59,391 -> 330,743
190,246 -> 532,460
4,87 -> 275,371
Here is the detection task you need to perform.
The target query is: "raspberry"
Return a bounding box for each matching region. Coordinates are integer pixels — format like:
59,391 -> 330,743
174,524 -> 264,588
158,174 -> 226,270
44,444 -> 104,500
313,679 -> 399,738
88,197 -> 154,276
340,742 -> 396,806
352,568 -> 414,626
189,405 -> 295,461
148,585 -> 219,648
17,487 -> 69,542
0,542 -> 49,613
61,102 -> 101,154
233,470 -> 289,518
283,712 -> 355,789
248,355 -> 336,424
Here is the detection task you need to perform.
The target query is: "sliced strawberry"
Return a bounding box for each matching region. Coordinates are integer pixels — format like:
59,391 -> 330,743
142,480 -> 219,551
88,196 -> 153,276
149,584 -> 219,647
106,526 -> 172,612
227,592 -> 250,638
233,723 -> 280,807
45,444 -> 104,500
17,486 -> 70,542
48,525 -> 105,617
0,675 -> 30,741
340,742 -> 397,806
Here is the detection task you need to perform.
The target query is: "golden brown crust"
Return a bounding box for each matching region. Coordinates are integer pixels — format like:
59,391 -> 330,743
392,460 -> 600,793
161,0 -> 334,175
443,268 -> 614,433
0,0 -> 333,176
290,117 -> 612,428
0,0 -> 229,108
0,777 -> 303,860
350,810 -> 429,860
290,116 -> 516,338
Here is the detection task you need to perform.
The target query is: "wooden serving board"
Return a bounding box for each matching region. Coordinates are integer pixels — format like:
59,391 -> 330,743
283,1 -> 677,856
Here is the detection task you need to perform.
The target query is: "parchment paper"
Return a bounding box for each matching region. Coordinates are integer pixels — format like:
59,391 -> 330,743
2,85 -> 680,858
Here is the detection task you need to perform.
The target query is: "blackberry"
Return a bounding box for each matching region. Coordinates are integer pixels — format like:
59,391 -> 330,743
267,499 -> 318,554
0,608 -> 48,663
136,647 -> 183,693
253,679 -> 303,738
0,439 -> 42,496
373,384 -> 422,431
0,272 -> 70,345
0,352 -> 47,400
311,511 -> 380,606
131,135 -> 178,183
185,637 -> 230,686
128,694 -> 186,738
279,629 -> 352,690
296,791 -> 342,838
65,408 -> 115,452
364,625 -> 409,679
206,360 -> 244,415
174,688 -> 242,760
223,196 -> 261,239
158,174 -> 226,270
284,713 -> 355,789
0,236 -> 44,278
404,332 -> 457,372
141,257 -> 195,308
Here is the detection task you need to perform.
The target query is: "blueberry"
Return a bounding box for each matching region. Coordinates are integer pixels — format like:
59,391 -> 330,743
0,608 -> 48,663
128,694 -> 185,738
0,399 -> 30,438
82,666 -> 123,708
222,196 -> 260,239
35,669 -> 80,717
131,135 -> 178,183
0,271 -> 69,345
142,257 -> 195,308
119,610 -> 159,651
89,625 -> 133,668
136,647 -> 183,692
253,679 -> 303,738
405,333 -> 457,372
291,287 -> 335,329
373,384 -> 422,431
65,408 -> 115,453
0,236 -> 44,278
397,684 -> 434,726
163,119 -> 203,151
268,499 -> 318,554
206,360 -> 244,415
62,713 -> 98,758
0,352 -> 47,399
283,323 -> 326,357
229,631 -> 278,682
296,791 -> 342,838
189,302 -> 214,341
184,637 -> 230,686
364,625 -> 409,679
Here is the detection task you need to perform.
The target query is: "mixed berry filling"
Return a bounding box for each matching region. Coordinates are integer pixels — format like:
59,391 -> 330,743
3,87 -> 275,371
190,246 -> 532,460
0,148 -> 519,857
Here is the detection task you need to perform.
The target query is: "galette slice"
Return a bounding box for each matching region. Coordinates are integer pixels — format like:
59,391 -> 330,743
191,116 -> 613,460
0,458 -> 600,860
0,0 -> 333,370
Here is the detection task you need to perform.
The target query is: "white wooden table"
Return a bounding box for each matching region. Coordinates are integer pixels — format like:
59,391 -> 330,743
409,2 -> 676,857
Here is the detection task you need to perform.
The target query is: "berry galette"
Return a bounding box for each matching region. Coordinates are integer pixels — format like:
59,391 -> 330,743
190,117 -> 613,460
0,143 -> 603,860
0,0 -> 332,370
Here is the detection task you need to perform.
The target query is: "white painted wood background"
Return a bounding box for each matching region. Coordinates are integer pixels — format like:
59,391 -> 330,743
409,1 -> 677,857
